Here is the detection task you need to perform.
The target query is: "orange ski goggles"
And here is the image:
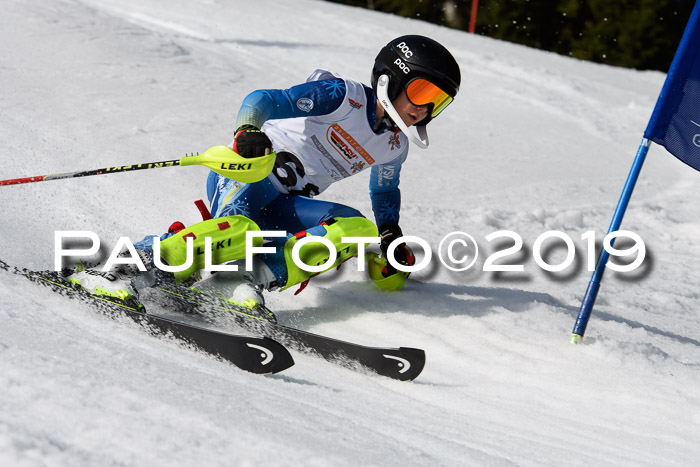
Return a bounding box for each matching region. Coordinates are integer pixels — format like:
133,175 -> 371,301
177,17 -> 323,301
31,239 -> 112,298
405,78 -> 454,118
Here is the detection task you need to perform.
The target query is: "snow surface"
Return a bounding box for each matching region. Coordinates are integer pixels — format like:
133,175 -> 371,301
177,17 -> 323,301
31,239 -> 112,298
2,0 -> 700,465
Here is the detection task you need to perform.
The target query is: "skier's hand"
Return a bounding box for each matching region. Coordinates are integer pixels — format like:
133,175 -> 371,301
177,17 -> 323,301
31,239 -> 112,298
379,223 -> 415,276
233,125 -> 273,158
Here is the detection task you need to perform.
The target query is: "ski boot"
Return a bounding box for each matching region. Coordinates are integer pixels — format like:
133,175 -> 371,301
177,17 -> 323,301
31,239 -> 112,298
66,266 -> 138,302
65,213 -> 262,309
64,244 -> 159,303
193,269 -> 265,309
192,268 -> 276,323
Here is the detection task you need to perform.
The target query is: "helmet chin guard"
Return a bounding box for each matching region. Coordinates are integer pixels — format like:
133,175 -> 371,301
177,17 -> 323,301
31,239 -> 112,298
376,75 -> 430,149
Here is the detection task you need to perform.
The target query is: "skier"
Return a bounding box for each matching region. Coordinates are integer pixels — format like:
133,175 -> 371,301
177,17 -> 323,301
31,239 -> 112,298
67,35 -> 461,309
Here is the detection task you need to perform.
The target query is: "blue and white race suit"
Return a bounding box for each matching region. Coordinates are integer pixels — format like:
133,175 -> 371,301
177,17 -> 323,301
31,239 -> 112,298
207,69 -> 409,233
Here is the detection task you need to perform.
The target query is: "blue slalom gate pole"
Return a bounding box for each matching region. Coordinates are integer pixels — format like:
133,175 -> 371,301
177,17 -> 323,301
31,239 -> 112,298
570,138 -> 651,344
571,1 -> 700,343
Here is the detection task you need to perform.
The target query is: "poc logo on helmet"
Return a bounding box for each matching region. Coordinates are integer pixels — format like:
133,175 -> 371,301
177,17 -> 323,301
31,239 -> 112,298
394,58 -> 410,74
396,41 -> 413,58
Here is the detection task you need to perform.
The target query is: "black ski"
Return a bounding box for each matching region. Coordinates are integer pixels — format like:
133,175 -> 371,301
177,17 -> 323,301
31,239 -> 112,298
260,322 -> 425,381
157,286 -> 426,381
0,260 -> 294,375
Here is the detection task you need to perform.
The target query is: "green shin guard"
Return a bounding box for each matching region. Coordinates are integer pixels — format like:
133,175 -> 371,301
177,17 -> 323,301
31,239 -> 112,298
367,252 -> 409,291
158,215 -> 262,282
280,217 -> 378,291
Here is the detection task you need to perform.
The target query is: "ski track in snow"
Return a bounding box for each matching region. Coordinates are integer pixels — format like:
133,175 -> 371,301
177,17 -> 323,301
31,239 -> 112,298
1,0 -> 700,465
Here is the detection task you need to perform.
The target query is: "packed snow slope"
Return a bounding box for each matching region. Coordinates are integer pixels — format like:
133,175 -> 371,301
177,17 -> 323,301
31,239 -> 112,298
2,0 -> 700,465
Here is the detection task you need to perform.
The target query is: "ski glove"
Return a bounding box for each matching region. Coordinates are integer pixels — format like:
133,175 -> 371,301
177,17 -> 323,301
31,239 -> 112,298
233,125 -> 273,158
379,223 -> 415,276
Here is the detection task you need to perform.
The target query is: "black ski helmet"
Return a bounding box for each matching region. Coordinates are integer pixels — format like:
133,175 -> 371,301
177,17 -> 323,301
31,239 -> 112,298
371,35 -> 460,125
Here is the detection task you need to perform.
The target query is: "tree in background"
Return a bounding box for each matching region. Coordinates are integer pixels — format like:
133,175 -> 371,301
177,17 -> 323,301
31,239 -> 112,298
324,0 -> 695,71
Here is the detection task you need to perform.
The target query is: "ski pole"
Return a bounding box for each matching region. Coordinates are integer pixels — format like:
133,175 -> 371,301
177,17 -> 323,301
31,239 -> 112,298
0,146 -> 275,186
0,160 -> 181,186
